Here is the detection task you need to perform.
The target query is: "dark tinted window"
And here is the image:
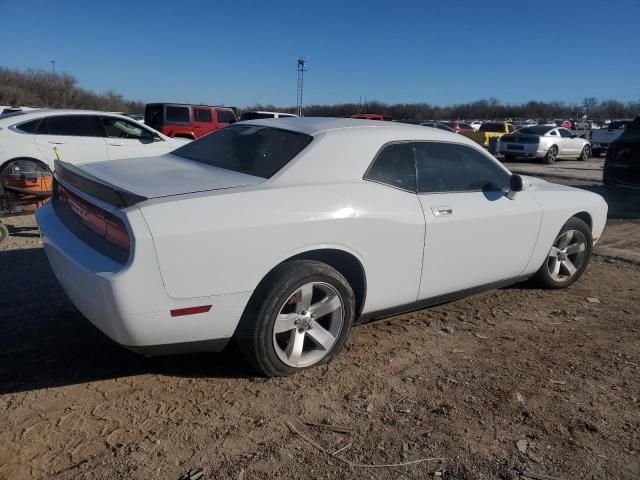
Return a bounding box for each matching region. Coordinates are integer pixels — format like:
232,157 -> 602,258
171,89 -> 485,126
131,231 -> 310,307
549,130 -> 558,136
165,106 -> 190,124
42,115 -> 102,136
0,110 -> 28,118
628,117 -> 640,131
558,128 -> 573,138
172,125 -> 312,179
240,112 -> 276,120
518,126 -> 552,135
145,104 -> 163,128
16,119 -> 41,133
608,121 -> 630,129
460,123 -> 473,130
479,123 -> 505,132
364,143 -> 416,192
195,108 -> 212,122
216,110 -> 236,123
415,142 -> 510,193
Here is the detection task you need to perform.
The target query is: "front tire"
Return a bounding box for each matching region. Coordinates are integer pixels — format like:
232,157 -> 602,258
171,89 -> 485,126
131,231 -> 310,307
236,260 -> 355,377
543,145 -> 558,164
578,145 -> 591,161
531,217 -> 593,289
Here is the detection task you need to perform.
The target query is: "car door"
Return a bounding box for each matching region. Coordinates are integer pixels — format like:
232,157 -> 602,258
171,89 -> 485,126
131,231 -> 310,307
192,107 -> 214,137
33,115 -> 108,165
414,141 -> 542,299
558,128 -> 578,157
100,116 -> 172,160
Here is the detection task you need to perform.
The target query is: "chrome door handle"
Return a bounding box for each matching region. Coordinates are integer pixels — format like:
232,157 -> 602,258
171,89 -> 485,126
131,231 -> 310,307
109,142 -> 123,146
432,206 -> 453,216
48,140 -> 64,145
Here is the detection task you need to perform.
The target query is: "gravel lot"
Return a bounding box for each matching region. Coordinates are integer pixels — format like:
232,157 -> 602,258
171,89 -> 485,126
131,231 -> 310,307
1,163 -> 639,480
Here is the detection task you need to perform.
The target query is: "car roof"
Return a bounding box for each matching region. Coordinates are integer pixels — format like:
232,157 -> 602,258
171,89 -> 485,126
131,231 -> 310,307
240,117 -> 451,136
0,109 -> 139,124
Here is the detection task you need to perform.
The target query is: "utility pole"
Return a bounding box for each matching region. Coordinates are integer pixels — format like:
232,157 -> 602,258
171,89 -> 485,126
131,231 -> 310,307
51,60 -> 56,75
296,57 -> 307,117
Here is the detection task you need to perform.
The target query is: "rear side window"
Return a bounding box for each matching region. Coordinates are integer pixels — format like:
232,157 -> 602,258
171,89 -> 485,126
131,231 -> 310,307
39,115 -> 102,137
559,129 -> 573,138
15,119 -> 41,133
172,125 -> 312,179
364,143 -> 416,192
165,106 -> 190,124
195,108 -> 212,122
216,110 -> 236,124
145,104 -> 163,127
414,142 -> 510,193
480,123 -> 504,132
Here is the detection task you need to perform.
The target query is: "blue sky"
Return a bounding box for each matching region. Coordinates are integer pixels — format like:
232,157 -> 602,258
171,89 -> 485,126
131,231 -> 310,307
1,0 -> 639,107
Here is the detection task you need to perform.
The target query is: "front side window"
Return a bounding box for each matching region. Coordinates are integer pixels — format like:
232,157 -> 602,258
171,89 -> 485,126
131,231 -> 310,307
414,142 -> 510,193
172,125 -> 312,179
558,128 -> 573,138
195,108 -> 212,123
364,142 -> 416,192
216,110 -> 236,124
40,115 -> 102,137
165,106 -> 190,124
101,116 -> 154,139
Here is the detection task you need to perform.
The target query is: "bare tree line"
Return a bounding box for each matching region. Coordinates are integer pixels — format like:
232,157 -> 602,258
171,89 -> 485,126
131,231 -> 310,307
1,66 -> 637,120
0,67 -> 144,112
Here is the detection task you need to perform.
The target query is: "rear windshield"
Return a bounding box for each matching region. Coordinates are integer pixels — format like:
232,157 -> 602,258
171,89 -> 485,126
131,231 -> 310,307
144,104 -> 164,128
479,123 -> 505,132
517,126 -> 552,135
0,111 -> 29,120
240,112 -> 275,120
165,105 -> 190,124
172,124 -> 313,179
608,121 -> 630,129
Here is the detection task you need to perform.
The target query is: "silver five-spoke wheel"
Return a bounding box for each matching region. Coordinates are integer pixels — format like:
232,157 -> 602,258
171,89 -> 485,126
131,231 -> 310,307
272,282 -> 344,368
546,229 -> 587,282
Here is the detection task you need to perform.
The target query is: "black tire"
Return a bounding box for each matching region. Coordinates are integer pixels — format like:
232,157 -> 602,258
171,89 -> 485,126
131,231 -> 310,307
578,145 -> 591,161
504,154 -> 517,162
0,223 -> 8,244
592,148 -> 601,158
235,260 -> 355,377
543,145 -> 558,164
531,217 -> 593,289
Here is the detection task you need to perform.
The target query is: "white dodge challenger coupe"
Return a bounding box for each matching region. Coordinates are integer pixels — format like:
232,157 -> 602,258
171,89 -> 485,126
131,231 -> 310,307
36,118 -> 608,376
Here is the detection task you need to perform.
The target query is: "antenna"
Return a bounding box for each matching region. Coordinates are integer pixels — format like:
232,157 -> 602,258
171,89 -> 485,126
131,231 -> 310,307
296,57 -> 307,117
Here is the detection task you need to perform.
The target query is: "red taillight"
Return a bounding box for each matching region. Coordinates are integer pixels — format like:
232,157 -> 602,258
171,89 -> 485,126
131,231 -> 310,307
170,305 -> 212,317
58,184 -> 130,251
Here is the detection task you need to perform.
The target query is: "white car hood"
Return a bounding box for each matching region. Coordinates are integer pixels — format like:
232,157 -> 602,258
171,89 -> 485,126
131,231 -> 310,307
75,154 -> 265,199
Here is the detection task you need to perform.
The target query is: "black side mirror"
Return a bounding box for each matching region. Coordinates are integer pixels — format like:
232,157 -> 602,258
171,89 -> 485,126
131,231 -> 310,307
507,174 -> 523,200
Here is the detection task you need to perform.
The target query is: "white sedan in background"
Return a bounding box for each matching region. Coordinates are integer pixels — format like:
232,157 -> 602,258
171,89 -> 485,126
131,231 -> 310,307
36,118 -> 607,376
500,126 -> 591,163
0,110 -> 189,189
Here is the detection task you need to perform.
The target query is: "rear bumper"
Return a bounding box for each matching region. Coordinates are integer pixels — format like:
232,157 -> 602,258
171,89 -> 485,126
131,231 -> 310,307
36,203 -> 250,353
499,143 -> 545,158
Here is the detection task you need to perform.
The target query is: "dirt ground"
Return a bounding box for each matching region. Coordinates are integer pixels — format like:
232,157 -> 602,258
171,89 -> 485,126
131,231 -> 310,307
1,212 -> 639,480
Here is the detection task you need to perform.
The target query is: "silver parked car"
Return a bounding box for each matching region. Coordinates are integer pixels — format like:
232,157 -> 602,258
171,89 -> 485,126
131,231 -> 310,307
499,126 -> 591,164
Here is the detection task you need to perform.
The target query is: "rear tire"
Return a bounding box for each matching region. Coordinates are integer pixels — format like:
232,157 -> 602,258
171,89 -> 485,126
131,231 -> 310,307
592,148 -> 601,158
531,217 -> 592,289
235,260 -> 355,377
543,145 -> 558,164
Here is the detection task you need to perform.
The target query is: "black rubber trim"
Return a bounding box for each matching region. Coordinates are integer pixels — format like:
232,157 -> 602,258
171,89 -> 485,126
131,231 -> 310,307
124,337 -> 231,356
55,160 -> 147,208
356,275 -> 530,324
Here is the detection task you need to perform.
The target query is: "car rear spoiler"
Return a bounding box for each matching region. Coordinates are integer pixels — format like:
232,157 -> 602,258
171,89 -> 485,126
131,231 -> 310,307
54,160 -> 148,208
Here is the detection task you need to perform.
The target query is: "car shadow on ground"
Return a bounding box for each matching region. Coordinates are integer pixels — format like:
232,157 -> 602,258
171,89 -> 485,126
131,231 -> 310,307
0,248 -> 255,395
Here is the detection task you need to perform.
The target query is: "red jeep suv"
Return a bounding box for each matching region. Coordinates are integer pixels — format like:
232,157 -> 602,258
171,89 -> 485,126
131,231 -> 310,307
144,103 -> 237,139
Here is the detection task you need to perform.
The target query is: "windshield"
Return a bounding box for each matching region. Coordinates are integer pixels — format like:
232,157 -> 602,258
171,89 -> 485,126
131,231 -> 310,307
172,124 -> 313,179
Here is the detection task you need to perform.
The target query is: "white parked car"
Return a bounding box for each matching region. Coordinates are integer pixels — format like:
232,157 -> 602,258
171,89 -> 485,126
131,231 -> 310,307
470,120 -> 483,131
0,110 -> 190,180
36,118 -> 608,376
500,126 -> 592,163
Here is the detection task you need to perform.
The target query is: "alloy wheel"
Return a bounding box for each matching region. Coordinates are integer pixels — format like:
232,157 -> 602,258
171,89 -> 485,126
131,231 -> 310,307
272,282 -> 344,368
546,229 -> 588,282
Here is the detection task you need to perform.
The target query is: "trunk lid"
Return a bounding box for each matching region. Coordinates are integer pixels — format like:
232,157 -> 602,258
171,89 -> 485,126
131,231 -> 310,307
62,154 -> 266,204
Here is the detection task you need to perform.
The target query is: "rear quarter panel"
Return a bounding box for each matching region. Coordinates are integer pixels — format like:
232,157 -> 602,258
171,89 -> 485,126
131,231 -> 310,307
139,182 -> 426,313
